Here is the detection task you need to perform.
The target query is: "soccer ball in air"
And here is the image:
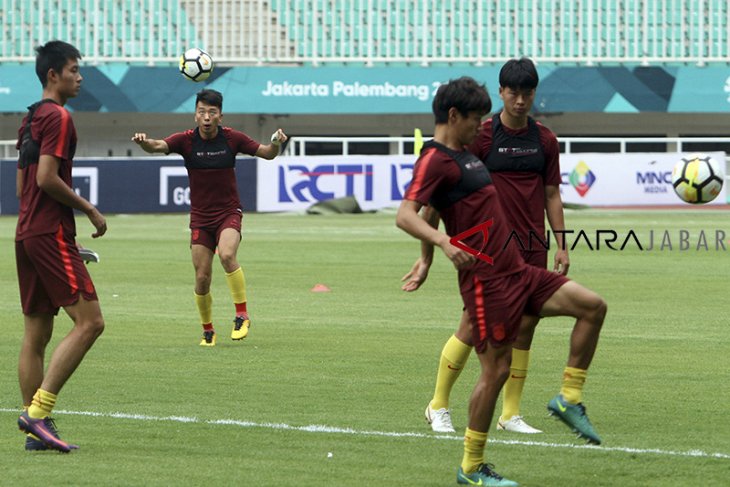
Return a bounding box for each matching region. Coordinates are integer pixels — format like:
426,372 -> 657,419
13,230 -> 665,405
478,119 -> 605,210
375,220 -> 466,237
671,153 -> 724,204
179,48 -> 213,82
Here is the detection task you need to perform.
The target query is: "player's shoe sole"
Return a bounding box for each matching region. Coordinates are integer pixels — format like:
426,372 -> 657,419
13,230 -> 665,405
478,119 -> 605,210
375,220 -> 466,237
547,394 -> 602,445
18,412 -> 78,453
231,315 -> 250,340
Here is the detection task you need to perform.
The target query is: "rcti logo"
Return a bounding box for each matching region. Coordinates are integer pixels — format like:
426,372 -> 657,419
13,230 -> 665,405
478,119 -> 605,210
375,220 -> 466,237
390,163 -> 414,200
569,161 -> 596,197
278,164 -> 373,203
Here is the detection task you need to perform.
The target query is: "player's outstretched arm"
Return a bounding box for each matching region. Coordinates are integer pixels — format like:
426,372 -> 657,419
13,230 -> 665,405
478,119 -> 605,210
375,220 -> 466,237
131,133 -> 169,153
256,129 -> 288,160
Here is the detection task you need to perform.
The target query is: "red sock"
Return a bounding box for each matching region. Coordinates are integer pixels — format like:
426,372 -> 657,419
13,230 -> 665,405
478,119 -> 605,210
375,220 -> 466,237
235,302 -> 247,316
202,323 -> 214,332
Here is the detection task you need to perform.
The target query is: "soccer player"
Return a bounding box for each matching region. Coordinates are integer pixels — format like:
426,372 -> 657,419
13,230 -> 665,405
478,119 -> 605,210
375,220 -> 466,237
406,57 -> 568,434
396,77 -> 606,486
15,40 -> 107,452
131,89 -> 287,346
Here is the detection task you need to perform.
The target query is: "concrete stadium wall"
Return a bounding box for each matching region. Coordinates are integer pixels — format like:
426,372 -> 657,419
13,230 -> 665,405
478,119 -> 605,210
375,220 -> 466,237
3,112 -> 730,158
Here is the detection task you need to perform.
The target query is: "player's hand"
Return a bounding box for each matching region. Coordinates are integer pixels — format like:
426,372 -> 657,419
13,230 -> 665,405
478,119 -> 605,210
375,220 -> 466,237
87,207 -> 107,238
441,239 -> 475,270
553,249 -> 570,275
270,129 -> 288,146
131,133 -> 148,144
401,258 -> 431,292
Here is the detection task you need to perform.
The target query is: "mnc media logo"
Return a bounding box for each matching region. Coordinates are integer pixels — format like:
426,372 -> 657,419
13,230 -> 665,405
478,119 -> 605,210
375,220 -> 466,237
569,161 -> 596,197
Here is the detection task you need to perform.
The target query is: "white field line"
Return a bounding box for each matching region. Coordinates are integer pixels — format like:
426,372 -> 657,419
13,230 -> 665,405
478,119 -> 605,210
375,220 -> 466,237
2,408 -> 729,460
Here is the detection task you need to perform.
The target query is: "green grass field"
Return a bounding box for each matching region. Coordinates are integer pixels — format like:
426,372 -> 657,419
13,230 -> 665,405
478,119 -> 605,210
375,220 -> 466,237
1,210 -> 729,486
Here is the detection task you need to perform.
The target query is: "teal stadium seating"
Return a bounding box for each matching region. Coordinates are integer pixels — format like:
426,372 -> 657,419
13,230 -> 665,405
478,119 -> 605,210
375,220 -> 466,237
4,0 -> 201,60
2,0 -> 728,64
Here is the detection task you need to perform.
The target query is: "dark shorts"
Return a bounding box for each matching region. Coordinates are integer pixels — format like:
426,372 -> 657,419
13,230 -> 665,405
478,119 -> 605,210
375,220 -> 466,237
16,228 -> 98,315
461,265 -> 569,352
190,212 -> 242,251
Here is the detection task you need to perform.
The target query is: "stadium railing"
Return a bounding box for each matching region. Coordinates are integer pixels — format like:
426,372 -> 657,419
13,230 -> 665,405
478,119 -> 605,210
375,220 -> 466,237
4,136 -> 730,159
2,0 -> 728,65
286,136 -> 730,158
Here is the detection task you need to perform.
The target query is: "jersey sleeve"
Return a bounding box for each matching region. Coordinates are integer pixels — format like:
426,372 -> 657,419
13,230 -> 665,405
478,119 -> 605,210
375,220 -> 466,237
403,149 -> 449,205
540,126 -> 562,186
163,132 -> 189,155
230,129 -> 261,156
37,106 -> 72,160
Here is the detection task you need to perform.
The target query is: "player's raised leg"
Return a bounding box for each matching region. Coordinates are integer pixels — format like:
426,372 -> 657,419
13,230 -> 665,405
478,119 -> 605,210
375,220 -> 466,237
541,281 -> 607,444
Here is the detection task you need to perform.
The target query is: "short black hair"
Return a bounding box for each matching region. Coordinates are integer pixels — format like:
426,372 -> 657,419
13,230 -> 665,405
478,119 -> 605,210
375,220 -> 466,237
432,77 -> 492,124
499,57 -> 539,90
35,40 -> 81,87
195,89 -> 223,110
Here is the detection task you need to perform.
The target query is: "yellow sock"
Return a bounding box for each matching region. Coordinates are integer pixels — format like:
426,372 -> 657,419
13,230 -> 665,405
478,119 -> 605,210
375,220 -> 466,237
431,335 -> 472,410
500,348 -> 530,420
225,267 -> 247,306
27,389 -> 56,419
194,292 -> 213,325
461,428 -> 488,474
560,367 -> 588,404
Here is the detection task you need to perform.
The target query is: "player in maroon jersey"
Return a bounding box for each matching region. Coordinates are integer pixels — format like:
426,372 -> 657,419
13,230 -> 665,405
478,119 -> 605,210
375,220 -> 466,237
15,40 -> 107,453
132,89 -> 287,346
408,58 -> 569,435
396,77 -> 605,485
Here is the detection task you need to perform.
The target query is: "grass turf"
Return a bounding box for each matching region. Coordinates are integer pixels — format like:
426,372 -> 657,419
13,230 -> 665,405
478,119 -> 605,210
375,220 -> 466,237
0,210 -> 728,486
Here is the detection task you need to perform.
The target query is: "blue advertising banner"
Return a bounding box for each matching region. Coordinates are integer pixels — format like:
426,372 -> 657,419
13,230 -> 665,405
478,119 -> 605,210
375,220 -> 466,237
0,157 -> 258,215
1,64 -> 729,114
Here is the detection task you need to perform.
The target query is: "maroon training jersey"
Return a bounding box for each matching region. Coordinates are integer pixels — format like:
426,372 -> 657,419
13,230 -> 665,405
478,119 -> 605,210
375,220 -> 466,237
404,142 -> 525,286
164,127 -> 260,228
15,101 -> 77,241
468,115 -> 561,252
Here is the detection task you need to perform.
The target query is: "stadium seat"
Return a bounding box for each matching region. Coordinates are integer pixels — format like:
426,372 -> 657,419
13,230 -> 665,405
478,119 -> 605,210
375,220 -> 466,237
5,0 -> 728,65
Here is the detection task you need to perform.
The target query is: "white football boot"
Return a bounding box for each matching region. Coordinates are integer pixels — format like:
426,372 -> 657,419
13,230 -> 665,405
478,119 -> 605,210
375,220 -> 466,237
425,403 -> 456,433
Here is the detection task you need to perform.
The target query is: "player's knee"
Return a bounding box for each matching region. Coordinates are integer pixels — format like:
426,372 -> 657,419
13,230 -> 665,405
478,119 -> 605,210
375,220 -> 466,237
77,315 -> 104,341
218,252 -> 236,269
585,294 -> 607,325
89,316 -> 105,338
195,271 -> 212,288
494,352 -> 512,382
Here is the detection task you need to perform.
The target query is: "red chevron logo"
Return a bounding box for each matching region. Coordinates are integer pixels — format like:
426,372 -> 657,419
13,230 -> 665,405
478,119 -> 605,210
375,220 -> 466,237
449,219 -> 494,265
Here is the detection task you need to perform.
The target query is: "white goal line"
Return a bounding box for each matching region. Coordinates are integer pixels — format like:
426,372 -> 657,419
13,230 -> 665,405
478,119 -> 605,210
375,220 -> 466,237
2,407 -> 727,460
